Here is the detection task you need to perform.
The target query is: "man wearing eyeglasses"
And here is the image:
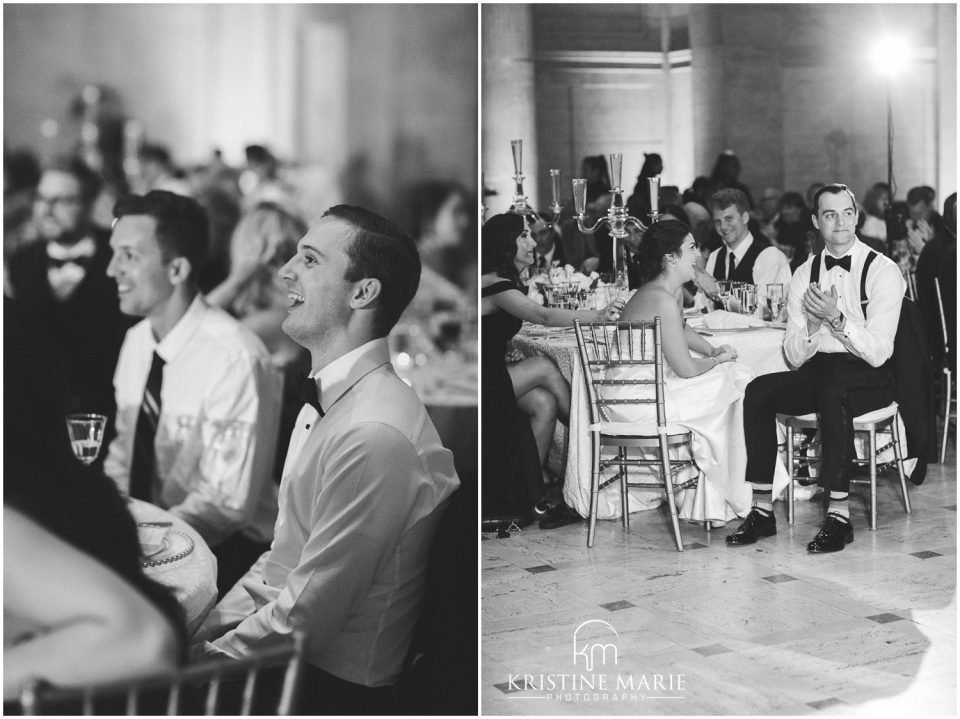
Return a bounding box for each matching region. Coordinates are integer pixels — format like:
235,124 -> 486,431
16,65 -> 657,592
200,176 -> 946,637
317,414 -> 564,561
727,184 -> 905,553
6,157 -> 133,421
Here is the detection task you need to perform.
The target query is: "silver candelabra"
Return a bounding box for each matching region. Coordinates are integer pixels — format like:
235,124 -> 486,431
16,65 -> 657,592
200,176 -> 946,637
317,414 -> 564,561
573,153 -> 660,290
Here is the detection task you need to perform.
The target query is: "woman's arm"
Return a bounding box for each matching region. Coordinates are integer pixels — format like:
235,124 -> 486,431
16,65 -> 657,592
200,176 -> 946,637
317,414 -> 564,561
3,508 -> 180,701
491,286 -> 621,327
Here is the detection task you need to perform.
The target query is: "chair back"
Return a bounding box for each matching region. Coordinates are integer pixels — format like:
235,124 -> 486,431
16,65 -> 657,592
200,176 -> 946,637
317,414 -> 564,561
19,632 -> 304,716
573,319 -> 667,430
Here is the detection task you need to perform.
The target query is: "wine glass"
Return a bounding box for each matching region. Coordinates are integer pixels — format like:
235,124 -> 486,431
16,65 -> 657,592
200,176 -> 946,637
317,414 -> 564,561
65,413 -> 107,465
716,281 -> 733,311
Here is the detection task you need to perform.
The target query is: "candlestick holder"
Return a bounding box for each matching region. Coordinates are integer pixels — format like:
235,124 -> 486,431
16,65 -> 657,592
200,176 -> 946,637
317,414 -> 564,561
548,169 -> 563,221
573,153 -> 660,290
506,139 -> 540,225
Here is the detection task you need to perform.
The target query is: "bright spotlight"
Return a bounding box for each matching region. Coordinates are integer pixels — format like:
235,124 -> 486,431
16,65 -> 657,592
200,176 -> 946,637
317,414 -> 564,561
872,35 -> 911,77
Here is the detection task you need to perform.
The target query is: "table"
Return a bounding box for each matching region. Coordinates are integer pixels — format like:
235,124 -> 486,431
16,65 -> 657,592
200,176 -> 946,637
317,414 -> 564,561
511,320 -> 792,521
130,499 -> 217,636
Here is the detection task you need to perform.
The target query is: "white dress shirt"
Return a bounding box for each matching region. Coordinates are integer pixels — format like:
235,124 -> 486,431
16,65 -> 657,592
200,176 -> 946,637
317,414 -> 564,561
199,338 -> 459,688
783,239 -> 905,369
104,296 -> 282,546
704,232 -> 793,289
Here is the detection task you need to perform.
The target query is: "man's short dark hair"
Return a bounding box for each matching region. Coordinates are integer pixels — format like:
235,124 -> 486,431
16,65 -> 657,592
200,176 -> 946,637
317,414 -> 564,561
709,188 -> 749,215
906,185 -> 935,206
813,183 -> 858,214
322,205 -> 421,336
44,155 -> 102,208
113,191 -> 209,282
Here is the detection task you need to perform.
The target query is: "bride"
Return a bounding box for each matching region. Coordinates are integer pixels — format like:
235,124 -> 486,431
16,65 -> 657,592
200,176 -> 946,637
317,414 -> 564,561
602,220 -> 754,524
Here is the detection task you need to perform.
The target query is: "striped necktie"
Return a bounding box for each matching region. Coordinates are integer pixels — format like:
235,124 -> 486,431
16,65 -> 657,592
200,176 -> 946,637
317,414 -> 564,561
130,351 -> 165,501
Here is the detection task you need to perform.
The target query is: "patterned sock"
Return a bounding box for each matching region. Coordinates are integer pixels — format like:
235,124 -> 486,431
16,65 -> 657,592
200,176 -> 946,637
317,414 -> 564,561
750,484 -> 774,514
828,491 -> 850,520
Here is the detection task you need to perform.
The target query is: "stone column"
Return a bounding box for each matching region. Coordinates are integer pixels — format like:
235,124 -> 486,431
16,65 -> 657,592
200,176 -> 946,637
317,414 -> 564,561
482,4 -> 539,215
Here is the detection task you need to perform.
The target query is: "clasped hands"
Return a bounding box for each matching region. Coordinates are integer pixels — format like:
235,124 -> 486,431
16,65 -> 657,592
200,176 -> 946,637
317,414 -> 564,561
802,283 -> 841,331
711,343 -> 737,364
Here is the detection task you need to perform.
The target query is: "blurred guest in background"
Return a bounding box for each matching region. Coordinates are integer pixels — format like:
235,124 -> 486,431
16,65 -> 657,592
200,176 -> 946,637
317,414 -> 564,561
103,191 -> 282,596
859,181 -> 891,249
206,201 -> 311,477
771,191 -> 816,272
626,152 -> 663,222
916,191 -> 957,367
240,144 -> 298,214
6,156 -> 133,419
132,144 -> 192,197
755,186 -> 782,239
709,151 -> 754,208
3,148 -> 41,248
406,179 -> 474,289
580,154 -> 613,214
682,175 -> 713,227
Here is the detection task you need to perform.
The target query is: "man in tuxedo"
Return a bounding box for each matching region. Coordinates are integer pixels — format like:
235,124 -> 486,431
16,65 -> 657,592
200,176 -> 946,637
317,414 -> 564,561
532,213 -> 600,274
6,158 -> 133,419
694,188 -> 791,304
727,184 -> 905,553
198,205 -> 460,714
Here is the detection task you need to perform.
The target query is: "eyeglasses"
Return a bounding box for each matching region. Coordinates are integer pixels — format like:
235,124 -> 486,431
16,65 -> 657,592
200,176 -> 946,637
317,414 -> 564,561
34,194 -> 81,208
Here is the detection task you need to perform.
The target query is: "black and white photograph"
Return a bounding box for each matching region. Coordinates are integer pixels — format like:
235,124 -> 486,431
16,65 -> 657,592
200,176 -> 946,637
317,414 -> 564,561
4,3 -> 477,715
480,3 -> 956,715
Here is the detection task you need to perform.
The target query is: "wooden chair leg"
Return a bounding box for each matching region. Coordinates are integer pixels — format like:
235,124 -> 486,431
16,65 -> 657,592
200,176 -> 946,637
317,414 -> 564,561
890,414 -> 911,514
588,433 -> 601,548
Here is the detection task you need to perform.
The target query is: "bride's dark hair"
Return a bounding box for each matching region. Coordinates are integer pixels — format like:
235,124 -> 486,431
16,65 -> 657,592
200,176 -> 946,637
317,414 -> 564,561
481,213 -> 526,287
636,219 -> 691,285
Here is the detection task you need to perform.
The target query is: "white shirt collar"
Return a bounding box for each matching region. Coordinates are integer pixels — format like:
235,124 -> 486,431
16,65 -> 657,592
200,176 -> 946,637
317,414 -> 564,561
154,295 -> 207,362
311,337 -> 391,413
729,232 -> 754,261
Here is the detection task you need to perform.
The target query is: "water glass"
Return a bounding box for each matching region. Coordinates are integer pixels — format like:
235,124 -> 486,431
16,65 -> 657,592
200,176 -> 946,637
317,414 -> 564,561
765,283 -> 784,321
738,285 -> 758,315
66,413 -> 107,465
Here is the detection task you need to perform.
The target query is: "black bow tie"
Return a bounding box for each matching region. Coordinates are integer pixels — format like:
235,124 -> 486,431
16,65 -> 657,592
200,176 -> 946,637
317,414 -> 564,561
295,374 -> 324,417
47,256 -> 93,270
824,255 -> 852,272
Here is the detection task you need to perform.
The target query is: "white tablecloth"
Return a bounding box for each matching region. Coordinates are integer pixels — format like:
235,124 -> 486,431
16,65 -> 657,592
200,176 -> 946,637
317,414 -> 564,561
511,322 -> 792,521
130,499 -> 217,636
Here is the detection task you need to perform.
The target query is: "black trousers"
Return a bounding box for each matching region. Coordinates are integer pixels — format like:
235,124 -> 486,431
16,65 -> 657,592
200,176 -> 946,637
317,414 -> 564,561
212,532 -> 271,598
743,353 -> 894,493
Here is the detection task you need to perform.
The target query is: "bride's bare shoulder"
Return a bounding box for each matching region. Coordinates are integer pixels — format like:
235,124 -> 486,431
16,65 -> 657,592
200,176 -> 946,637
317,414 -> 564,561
624,285 -> 680,319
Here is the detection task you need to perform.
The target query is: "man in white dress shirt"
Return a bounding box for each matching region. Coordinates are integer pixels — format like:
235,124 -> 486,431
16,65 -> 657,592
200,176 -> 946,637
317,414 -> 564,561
695,188 -> 792,305
197,205 -> 460,714
103,191 -> 282,595
726,184 -> 904,553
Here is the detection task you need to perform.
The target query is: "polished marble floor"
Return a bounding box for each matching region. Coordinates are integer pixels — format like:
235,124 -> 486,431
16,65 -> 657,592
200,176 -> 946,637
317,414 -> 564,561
482,453 -> 957,716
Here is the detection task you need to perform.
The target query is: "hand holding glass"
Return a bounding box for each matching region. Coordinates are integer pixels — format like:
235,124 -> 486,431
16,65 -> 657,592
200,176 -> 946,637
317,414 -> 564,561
66,413 -> 107,465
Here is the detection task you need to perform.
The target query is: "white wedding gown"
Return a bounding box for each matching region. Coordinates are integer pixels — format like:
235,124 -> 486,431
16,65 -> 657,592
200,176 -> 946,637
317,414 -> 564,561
595,353 -> 755,523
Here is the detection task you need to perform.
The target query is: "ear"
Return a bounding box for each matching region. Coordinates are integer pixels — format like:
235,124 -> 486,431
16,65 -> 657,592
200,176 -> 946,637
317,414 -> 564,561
350,278 -> 382,309
811,212 -> 821,232
167,257 -> 191,286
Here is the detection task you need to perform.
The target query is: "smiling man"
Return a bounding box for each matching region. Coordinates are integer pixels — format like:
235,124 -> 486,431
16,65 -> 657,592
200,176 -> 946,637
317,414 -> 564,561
697,188 -> 791,302
197,205 -> 460,714
727,184 -> 905,553
103,191 -> 282,594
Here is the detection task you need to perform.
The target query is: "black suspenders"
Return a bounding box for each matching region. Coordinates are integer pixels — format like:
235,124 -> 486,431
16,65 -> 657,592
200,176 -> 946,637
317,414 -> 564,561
808,250 -> 878,317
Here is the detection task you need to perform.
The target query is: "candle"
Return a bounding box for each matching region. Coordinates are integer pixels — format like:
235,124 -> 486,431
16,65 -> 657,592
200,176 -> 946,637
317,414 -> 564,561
510,139 -> 523,175
572,179 -> 587,215
648,176 -> 660,213
608,153 -> 622,189
549,169 -> 561,206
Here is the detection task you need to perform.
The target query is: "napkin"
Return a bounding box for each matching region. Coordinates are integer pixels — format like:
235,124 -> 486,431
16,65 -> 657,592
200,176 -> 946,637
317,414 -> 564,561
702,309 -> 766,329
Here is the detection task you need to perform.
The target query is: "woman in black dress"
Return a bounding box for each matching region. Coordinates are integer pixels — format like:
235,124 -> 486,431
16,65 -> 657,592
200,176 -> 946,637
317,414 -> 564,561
481,213 -> 622,529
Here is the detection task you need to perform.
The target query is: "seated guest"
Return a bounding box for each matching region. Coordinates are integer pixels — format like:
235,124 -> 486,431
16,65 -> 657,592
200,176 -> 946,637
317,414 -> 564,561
532,211 -> 600,275
859,181 -> 891,249
102,191 -> 283,596
406,179 -> 474,289
728,183 -> 904,553
6,157 -> 134,419
131,144 -> 193,197
693,188 -> 792,306
915,192 -> 957,367
3,508 -> 183,703
608,220 -> 751,523
196,206 -> 460,715
771,191 -> 818,272
481,214 -> 622,528
626,152 -> 663,222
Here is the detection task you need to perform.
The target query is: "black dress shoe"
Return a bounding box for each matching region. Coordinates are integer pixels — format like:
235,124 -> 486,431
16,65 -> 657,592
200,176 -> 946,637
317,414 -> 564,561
807,512 -> 853,553
725,508 -> 777,545
539,504 -> 581,530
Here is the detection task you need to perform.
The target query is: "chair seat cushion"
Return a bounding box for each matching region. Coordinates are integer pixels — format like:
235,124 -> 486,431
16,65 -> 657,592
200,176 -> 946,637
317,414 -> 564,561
590,420 -> 691,437
779,401 -> 899,427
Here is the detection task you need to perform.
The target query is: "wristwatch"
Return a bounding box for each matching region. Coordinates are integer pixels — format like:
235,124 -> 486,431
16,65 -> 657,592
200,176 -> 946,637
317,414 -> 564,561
829,312 -> 845,331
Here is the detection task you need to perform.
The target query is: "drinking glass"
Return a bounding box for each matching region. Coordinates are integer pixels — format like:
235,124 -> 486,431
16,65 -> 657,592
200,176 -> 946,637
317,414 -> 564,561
739,285 -> 758,315
765,283 -> 784,321
66,413 -> 107,465
716,281 -> 733,311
